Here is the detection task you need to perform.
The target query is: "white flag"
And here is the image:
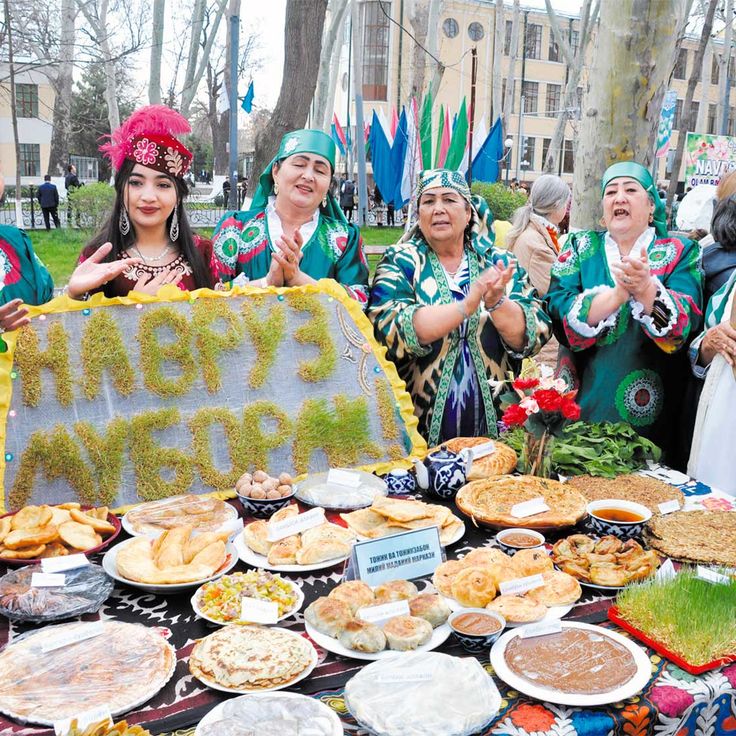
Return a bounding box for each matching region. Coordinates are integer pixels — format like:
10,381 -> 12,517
217,83 -> 230,114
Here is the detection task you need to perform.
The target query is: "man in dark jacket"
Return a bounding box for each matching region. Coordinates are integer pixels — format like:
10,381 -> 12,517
37,175 -> 60,230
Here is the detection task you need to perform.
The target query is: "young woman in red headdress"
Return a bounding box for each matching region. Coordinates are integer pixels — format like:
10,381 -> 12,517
66,105 -> 215,299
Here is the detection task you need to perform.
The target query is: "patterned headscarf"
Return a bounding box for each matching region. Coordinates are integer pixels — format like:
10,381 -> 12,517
600,161 -> 668,238
401,168 -> 495,251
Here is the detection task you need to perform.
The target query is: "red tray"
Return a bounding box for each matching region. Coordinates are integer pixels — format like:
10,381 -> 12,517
608,605 -> 736,675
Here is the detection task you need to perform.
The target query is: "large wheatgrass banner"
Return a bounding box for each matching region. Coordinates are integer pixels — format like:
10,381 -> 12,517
0,281 -> 426,512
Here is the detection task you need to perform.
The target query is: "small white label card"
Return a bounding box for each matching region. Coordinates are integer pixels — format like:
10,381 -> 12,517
220,517 -> 245,538
470,441 -> 495,460
374,670 -> 433,684
41,553 -> 90,573
42,620 -> 104,653
519,620 -> 562,639
54,705 -> 112,736
31,573 -> 66,588
655,558 -> 677,583
267,507 -> 325,542
240,596 -> 279,624
511,497 -> 550,519
357,599 -> 410,624
657,500 -> 681,515
499,574 -> 544,596
327,468 -> 362,488
696,565 -> 731,585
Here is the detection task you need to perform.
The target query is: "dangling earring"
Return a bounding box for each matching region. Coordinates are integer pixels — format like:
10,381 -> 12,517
170,205 -> 180,241
119,205 -> 130,236
648,212 -> 654,224
273,182 -> 280,195
322,195 -> 327,207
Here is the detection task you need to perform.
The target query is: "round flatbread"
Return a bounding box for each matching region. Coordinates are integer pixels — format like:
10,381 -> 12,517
567,474 -> 684,513
487,594 -> 546,623
430,438 -> 517,479
511,548 -> 554,577
450,567 -> 497,608
525,570 -> 581,606
461,547 -> 511,567
432,560 -> 465,597
374,579 -> 418,604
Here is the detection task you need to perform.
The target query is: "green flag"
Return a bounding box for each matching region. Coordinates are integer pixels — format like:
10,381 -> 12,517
420,92 -> 433,168
434,104 -> 445,169
445,97 -> 469,170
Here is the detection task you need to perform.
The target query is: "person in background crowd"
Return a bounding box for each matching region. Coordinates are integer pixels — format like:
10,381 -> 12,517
222,178 -> 231,209
367,169 -> 550,445
340,178 -> 356,222
37,175 -> 60,230
64,164 -> 81,226
66,105 -> 214,299
545,161 -> 703,468
386,199 -> 395,227
210,129 -> 369,302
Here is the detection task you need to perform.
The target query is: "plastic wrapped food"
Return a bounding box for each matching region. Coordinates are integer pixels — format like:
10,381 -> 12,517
0,563 -> 114,623
123,494 -> 237,536
345,652 -> 501,736
197,693 -> 341,736
294,470 -> 388,510
0,621 -> 176,725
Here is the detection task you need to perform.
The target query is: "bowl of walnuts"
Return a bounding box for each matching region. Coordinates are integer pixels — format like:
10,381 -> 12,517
235,470 -> 295,518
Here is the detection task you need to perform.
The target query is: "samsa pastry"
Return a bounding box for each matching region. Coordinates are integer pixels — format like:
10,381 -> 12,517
270,505 -> 299,524
408,593 -> 451,628
338,619 -> 386,653
304,597 -> 353,638
525,570 -> 581,606
511,548 -> 554,577
242,521 -> 271,557
267,535 -> 300,566
432,559 -> 466,597
451,567 -> 497,608
374,579 -> 419,603
296,538 -> 350,566
383,615 -> 433,651
300,522 -> 355,547
487,594 -> 546,623
486,562 -> 518,589
461,547 -> 510,568
328,580 -> 375,614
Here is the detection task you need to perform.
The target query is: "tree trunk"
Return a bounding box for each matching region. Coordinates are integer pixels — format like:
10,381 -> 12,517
249,0 -> 328,195
718,0 -> 734,134
408,0 -> 429,99
314,0 -> 349,130
149,0 -> 165,104
321,22 -> 346,131
47,0 -> 76,175
666,0 -> 718,210
571,0 -> 688,229
3,0 -> 23,224
501,0 -> 520,136
697,36 -> 713,133
492,0 -> 504,123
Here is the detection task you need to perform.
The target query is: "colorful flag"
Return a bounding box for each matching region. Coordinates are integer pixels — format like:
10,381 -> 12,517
217,83 -> 230,114
471,116 -> 505,183
656,90 -> 678,158
436,106 -> 451,167
445,98 -> 469,170
434,105 -> 445,168
241,80 -> 254,113
391,106 -> 399,139
419,92 -> 433,169
400,97 -> 422,205
390,107 -> 409,207
461,116 -> 488,175
331,113 -> 347,155
369,111 -> 395,205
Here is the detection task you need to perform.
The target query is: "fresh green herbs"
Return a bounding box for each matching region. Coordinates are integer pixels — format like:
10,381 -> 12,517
616,568 -> 736,666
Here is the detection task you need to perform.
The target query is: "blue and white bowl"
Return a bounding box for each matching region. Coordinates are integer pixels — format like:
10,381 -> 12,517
586,499 -> 652,541
237,491 -> 295,519
382,469 -> 417,495
448,609 -> 506,654
495,528 -> 546,556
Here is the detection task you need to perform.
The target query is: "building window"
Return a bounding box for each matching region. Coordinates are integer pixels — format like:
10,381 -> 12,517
521,81 -> 539,114
361,1 -> 390,101
521,137 -> 536,170
542,137 -> 551,165
708,103 -> 717,134
673,99 -> 683,130
730,57 -> 736,86
468,22 -> 484,41
546,84 -> 561,117
15,84 -> 38,118
19,143 -> 40,177
548,33 -> 560,62
673,48 -> 687,80
570,29 -> 579,56
690,101 -> 699,130
504,19 -> 513,55
562,139 -> 575,173
712,57 -> 720,85
729,108 -> 736,136
525,23 -> 542,59
443,17 -> 459,38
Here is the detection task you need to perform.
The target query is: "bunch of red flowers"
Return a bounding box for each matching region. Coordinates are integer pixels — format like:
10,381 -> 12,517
500,376 -> 580,434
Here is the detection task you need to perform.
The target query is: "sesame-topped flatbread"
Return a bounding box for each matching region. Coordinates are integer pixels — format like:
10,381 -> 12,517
455,475 -> 587,529
430,437 -> 518,479
567,474 -> 684,513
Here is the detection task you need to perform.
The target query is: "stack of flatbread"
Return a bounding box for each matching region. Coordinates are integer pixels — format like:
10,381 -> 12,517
567,474 -> 684,514
340,497 -> 464,546
455,475 -> 587,529
429,437 -> 517,480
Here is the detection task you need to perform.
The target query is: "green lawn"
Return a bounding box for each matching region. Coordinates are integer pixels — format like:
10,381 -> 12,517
26,225 -> 395,285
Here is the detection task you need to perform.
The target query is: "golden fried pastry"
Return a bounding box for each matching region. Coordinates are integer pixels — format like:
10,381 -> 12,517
383,615 -> 433,651
296,538 -> 350,565
408,593 -> 451,627
267,535 -> 300,566
328,580 -> 376,614
69,508 -> 116,535
3,525 -> 59,550
511,548 -> 554,577
338,619 -> 386,653
588,564 -> 627,587
432,559 -> 466,597
450,567 -> 497,608
270,505 -> 299,524
430,437 -> 518,479
58,522 -> 101,551
56,502 -> 81,510
243,520 -> 271,556
154,526 -> 192,568
300,522 -> 355,547
525,570 -> 581,606
10,505 -> 52,531
486,562 -> 519,588
304,597 -> 353,637
48,507 -> 73,527
0,518 -> 10,544
462,547 -> 511,567
39,542 -> 70,558
183,531 -> 229,564
487,594 -> 546,623
0,544 -> 47,559
374,579 -> 419,603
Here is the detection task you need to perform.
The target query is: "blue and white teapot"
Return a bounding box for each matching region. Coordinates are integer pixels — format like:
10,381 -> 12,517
413,445 -> 471,500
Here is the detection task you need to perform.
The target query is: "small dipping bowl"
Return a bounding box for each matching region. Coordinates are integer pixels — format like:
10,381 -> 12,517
237,490 -> 295,519
448,608 -> 506,654
495,528 -> 546,556
586,499 -> 652,540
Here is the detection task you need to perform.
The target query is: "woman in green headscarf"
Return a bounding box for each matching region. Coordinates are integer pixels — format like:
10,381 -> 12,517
367,169 -> 551,445
545,161 -> 703,465
211,129 -> 369,302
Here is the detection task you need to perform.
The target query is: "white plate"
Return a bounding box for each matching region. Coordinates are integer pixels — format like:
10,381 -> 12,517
102,539 -> 239,594
194,691 -> 344,736
356,520 -> 465,548
490,621 -> 652,706
234,533 -> 351,573
191,575 -> 304,626
122,496 -> 239,538
442,595 -> 573,628
191,627 -> 318,693
295,470 -> 388,511
305,620 -> 451,661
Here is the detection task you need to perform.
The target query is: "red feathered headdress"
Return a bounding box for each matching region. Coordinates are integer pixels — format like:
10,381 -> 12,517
100,105 -> 193,178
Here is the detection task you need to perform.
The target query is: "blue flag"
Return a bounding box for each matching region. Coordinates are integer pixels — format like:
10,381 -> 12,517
369,111 -> 394,205
241,81 -> 254,113
331,121 -> 346,156
390,107 -> 409,208
470,117 -> 504,183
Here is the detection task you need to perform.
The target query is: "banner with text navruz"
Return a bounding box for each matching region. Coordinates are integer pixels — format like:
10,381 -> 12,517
0,282 -> 426,513
685,132 -> 736,187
